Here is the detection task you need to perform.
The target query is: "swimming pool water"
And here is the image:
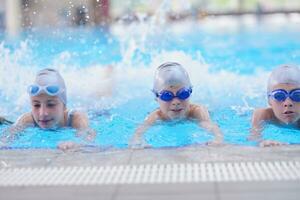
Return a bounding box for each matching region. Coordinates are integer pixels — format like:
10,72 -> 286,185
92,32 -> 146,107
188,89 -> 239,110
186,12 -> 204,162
1,16 -> 300,149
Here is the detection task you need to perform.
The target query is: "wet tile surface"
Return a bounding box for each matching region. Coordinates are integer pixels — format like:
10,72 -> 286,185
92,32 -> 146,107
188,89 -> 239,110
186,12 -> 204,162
0,185 -> 116,200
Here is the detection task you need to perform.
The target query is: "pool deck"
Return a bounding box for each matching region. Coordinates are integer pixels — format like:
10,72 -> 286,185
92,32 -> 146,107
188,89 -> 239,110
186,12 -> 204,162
0,145 -> 300,200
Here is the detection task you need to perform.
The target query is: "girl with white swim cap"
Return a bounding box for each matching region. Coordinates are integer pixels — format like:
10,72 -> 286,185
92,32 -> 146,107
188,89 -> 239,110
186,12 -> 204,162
2,68 -> 96,150
130,62 -> 223,148
250,64 -> 300,147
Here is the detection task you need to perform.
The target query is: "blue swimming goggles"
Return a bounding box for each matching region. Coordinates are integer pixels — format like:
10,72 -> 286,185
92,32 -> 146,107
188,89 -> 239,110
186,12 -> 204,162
155,87 -> 192,102
268,88 -> 300,102
27,84 -> 63,96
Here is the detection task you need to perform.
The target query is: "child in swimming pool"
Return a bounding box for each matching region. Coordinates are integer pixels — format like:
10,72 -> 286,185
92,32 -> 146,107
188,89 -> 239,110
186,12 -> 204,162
130,62 -> 223,148
1,68 -> 96,150
249,64 -> 300,147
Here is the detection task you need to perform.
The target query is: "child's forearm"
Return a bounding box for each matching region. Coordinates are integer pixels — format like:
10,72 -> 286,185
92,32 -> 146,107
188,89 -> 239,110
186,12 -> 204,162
201,122 -> 223,145
131,124 -> 148,143
1,124 -> 25,144
200,121 -> 223,140
248,127 -> 263,142
0,117 -> 13,125
211,125 -> 223,142
76,128 -> 96,142
135,124 -> 148,137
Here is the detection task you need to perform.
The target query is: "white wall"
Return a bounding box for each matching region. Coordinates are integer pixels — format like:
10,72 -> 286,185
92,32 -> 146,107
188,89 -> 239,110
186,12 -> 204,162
0,0 -> 5,12
5,0 -> 22,35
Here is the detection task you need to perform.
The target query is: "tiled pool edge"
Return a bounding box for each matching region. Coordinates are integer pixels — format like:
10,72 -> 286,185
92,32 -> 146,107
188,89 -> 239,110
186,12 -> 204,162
0,146 -> 300,186
0,161 -> 299,186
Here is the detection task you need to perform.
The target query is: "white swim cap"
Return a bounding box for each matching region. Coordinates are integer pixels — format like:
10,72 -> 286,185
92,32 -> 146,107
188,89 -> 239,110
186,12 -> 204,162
267,64 -> 300,92
32,68 -> 67,105
153,62 -> 191,92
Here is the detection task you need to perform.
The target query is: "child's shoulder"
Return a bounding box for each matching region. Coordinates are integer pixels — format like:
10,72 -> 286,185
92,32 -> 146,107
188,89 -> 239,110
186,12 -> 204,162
188,103 -> 210,119
189,103 -> 208,113
68,109 -> 85,118
252,107 -> 274,121
15,112 -> 34,126
141,109 -> 162,124
66,109 -> 89,127
153,109 -> 166,120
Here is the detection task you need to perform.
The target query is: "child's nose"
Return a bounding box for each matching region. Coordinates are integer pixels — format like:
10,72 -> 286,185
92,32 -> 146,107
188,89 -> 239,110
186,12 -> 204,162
283,98 -> 293,107
171,98 -> 181,105
39,105 -> 49,116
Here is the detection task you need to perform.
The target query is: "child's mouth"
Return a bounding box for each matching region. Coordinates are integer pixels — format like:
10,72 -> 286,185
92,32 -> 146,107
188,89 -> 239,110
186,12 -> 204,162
39,119 -> 52,125
171,108 -> 183,113
283,111 -> 295,118
283,111 -> 294,115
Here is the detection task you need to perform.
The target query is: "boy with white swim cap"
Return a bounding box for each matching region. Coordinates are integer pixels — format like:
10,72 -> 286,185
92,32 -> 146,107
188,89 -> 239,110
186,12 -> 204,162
2,68 -> 96,150
130,62 -> 223,148
250,64 -> 300,147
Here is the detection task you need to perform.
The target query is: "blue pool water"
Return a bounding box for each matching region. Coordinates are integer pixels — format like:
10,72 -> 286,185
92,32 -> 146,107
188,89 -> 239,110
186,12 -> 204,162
1,15 -> 300,149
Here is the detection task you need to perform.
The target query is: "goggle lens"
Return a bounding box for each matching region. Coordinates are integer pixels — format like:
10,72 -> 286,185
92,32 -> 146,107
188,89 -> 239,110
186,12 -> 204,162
160,91 -> 174,101
46,85 -> 60,94
290,90 -> 300,102
157,88 -> 192,102
28,85 -> 40,95
177,89 -> 191,100
273,91 -> 287,102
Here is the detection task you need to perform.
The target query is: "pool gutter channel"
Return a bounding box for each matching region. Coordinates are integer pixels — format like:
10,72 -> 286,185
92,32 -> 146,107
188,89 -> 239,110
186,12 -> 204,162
0,161 -> 299,186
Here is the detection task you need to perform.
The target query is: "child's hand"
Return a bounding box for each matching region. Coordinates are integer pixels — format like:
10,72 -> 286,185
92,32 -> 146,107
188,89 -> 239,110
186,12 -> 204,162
76,128 -> 96,141
247,134 -> 261,142
259,140 -> 286,147
57,141 -> 81,151
206,139 -> 223,146
206,136 -> 223,146
129,136 -> 151,149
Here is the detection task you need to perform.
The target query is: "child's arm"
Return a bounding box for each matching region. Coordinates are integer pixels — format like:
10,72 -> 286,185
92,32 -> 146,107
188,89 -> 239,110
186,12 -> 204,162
129,110 -> 159,148
1,113 -> 33,144
249,108 -> 267,142
0,116 -> 13,125
58,111 -> 96,151
191,105 -> 223,144
72,111 -> 96,141
249,108 -> 283,147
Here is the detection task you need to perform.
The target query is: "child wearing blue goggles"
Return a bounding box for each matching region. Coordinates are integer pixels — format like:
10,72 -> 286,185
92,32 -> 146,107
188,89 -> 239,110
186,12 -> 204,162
250,64 -> 300,147
130,62 -> 223,148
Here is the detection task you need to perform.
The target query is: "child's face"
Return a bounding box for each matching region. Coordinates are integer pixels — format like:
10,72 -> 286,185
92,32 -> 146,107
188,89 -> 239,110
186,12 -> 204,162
30,93 -> 65,129
157,85 -> 190,120
269,83 -> 300,124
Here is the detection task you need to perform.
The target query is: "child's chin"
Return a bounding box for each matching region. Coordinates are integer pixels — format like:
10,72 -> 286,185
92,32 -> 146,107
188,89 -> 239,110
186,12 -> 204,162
39,123 -> 54,129
169,114 -> 185,120
281,118 -> 297,125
